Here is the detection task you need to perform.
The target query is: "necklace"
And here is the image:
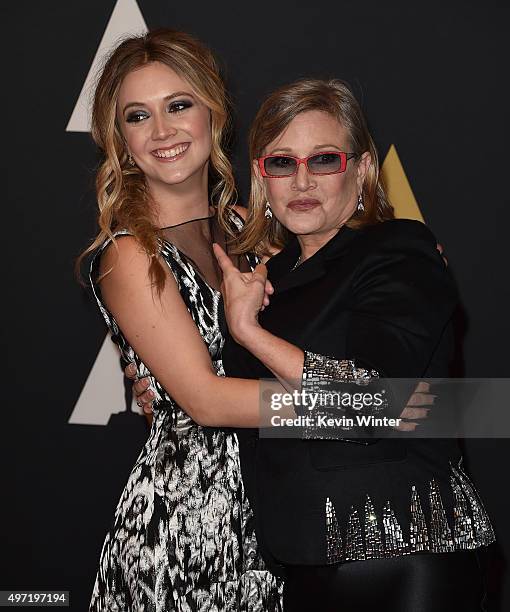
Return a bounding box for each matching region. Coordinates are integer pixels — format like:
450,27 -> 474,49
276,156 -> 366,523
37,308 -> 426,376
292,255 -> 302,271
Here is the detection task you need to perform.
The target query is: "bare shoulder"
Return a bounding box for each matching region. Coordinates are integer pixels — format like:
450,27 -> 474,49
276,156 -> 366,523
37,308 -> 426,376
98,234 -> 184,319
98,234 -> 148,279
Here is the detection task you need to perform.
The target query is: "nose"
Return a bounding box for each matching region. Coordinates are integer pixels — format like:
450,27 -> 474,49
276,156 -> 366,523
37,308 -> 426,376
292,160 -> 316,192
151,111 -> 177,141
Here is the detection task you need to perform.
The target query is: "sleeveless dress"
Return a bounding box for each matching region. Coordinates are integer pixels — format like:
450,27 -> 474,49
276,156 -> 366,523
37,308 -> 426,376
88,210 -> 283,611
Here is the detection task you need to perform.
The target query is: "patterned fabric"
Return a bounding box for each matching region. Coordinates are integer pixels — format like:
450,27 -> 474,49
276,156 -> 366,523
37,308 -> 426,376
88,211 -> 282,611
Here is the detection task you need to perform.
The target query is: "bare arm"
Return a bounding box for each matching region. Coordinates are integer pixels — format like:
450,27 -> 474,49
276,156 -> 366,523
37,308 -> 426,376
214,241 -> 438,428
99,236 -> 280,428
212,242 -> 306,389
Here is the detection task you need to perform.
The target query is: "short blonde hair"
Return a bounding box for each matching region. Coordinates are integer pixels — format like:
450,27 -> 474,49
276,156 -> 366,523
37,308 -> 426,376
236,79 -> 394,256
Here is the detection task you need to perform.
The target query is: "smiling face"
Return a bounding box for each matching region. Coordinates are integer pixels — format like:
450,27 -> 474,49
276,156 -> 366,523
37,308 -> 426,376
117,61 -> 212,192
256,110 -> 371,245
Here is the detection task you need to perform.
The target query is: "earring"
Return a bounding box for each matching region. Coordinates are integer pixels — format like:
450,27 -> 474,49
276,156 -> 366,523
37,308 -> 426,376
357,193 -> 365,212
128,153 -> 135,167
264,201 -> 273,219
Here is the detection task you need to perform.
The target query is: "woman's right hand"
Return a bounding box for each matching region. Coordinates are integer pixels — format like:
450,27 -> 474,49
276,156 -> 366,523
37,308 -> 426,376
125,363 -> 155,414
213,242 -> 274,343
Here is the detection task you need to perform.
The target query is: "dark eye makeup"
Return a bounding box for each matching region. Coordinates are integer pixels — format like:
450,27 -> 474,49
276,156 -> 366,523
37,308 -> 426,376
167,99 -> 193,113
126,110 -> 149,123
125,98 -> 193,123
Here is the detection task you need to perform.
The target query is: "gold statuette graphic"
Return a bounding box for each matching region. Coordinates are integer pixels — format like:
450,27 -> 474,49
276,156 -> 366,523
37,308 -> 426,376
381,145 -> 424,223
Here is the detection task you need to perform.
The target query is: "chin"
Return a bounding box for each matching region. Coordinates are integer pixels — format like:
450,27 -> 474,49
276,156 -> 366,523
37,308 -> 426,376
150,167 -> 195,185
284,220 -> 322,236
163,171 -> 191,184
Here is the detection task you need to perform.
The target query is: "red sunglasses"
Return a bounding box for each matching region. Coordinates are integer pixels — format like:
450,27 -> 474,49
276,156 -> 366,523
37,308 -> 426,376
258,151 -> 357,178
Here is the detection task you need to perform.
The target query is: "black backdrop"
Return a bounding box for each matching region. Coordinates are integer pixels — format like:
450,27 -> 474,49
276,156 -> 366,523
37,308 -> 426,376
3,1 -> 510,610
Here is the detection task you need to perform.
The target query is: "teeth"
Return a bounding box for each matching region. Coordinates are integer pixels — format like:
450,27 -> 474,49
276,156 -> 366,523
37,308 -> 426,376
154,144 -> 189,158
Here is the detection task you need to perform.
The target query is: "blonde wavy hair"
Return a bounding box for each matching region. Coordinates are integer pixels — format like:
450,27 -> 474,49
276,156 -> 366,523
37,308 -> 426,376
77,28 -> 236,291
236,78 -> 394,257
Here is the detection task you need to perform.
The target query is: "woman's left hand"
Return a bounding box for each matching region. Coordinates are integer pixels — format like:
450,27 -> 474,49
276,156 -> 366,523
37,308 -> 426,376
436,242 -> 448,266
213,243 -> 274,342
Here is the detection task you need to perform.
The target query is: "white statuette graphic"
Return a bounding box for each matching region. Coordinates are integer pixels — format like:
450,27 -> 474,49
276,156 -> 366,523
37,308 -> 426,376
69,335 -> 141,425
66,0 -> 148,133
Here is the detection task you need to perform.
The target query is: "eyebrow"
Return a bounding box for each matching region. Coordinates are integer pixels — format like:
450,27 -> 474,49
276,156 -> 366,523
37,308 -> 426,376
267,144 -> 343,155
122,91 -> 195,114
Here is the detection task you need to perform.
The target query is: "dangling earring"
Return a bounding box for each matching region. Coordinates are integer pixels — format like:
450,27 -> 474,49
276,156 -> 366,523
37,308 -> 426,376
357,193 -> 365,212
128,153 -> 135,167
265,201 -> 273,219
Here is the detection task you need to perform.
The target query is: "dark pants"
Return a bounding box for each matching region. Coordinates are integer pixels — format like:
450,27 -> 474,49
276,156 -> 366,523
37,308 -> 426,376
283,550 -> 488,612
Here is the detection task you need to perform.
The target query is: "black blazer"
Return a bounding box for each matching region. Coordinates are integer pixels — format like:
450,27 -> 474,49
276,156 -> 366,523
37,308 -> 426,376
222,219 -> 495,571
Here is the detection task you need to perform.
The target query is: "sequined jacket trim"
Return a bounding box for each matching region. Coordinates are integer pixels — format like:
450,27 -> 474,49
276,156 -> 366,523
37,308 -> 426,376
302,351 -> 496,564
325,460 -> 495,564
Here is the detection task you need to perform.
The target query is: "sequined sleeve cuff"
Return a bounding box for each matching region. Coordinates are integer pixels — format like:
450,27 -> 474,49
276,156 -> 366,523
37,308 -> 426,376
302,351 -> 380,387
300,351 -> 386,440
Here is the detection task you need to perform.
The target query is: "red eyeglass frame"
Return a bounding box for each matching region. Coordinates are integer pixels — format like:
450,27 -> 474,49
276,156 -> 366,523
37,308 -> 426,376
257,151 -> 357,178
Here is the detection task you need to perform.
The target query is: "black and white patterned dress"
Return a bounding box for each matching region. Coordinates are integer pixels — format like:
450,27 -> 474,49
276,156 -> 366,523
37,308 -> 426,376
88,211 -> 283,611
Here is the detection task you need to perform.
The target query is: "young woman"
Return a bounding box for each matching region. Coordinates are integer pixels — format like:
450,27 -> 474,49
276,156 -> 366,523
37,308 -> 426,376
81,29 -> 282,611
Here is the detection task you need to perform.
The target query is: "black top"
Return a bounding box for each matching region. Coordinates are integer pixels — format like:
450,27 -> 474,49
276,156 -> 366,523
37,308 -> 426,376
222,219 -> 495,571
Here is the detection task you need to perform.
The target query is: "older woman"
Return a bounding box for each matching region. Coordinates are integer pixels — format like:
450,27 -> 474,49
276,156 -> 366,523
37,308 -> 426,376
214,79 -> 495,611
